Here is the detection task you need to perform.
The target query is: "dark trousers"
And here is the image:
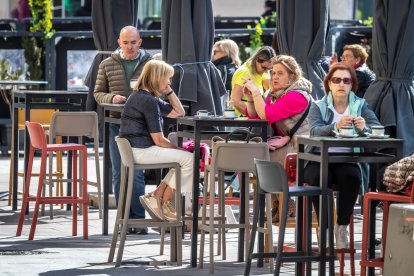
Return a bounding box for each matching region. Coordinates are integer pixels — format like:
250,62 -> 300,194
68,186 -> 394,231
304,162 -> 361,225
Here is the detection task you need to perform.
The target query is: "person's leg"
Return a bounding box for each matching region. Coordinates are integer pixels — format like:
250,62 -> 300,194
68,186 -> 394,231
269,148 -> 288,222
128,169 -> 146,219
331,163 -> 361,225
109,123 -> 146,233
133,146 -> 193,220
303,162 -> 334,220
108,123 -> 121,204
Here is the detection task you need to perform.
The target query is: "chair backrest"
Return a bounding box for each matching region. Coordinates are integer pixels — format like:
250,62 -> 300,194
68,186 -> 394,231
49,111 -> 99,141
211,142 -> 270,173
115,137 -> 135,170
25,121 -> 47,150
284,153 -> 298,185
254,159 -> 288,194
18,109 -> 57,128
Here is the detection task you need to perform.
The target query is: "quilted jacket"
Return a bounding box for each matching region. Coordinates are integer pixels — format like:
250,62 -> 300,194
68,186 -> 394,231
94,48 -> 152,116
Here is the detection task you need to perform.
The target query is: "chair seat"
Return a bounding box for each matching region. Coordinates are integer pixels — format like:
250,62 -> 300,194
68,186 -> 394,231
46,143 -> 86,151
289,186 -> 321,196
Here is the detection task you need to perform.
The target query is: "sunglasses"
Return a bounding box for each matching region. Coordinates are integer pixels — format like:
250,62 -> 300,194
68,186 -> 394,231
330,77 -> 352,85
261,65 -> 272,71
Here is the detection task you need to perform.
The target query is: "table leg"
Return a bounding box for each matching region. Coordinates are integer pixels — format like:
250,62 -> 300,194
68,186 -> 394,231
12,101 -> 18,210
190,125 -> 201,267
318,148 -> 329,276
238,172 -> 246,262
103,119 -> 110,235
257,192 -> 265,267
296,145 -> 305,275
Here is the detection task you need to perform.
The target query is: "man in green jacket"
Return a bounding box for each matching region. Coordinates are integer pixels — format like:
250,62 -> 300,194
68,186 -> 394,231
94,26 -> 152,234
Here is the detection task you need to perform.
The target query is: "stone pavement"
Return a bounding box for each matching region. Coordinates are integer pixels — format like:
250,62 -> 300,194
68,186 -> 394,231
0,152 -> 383,275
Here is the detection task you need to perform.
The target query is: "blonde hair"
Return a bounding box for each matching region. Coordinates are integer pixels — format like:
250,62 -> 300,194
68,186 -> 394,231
213,39 -> 242,67
136,60 -> 174,97
272,55 -> 303,82
343,44 -> 369,64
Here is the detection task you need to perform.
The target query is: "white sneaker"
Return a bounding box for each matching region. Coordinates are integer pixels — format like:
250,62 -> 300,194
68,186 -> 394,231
334,224 -> 349,249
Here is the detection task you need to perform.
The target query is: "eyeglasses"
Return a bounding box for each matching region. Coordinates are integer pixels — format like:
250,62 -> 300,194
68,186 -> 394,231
341,55 -> 354,61
330,77 -> 352,85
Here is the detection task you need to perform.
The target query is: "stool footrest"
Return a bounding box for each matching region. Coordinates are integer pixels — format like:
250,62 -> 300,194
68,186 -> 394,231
360,257 -> 385,268
26,196 -> 86,204
251,251 -> 322,263
116,219 -> 182,228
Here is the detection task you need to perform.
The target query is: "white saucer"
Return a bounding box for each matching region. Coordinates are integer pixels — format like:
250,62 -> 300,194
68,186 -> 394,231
366,134 -> 390,139
337,133 -> 359,138
222,116 -> 238,119
193,115 -> 214,119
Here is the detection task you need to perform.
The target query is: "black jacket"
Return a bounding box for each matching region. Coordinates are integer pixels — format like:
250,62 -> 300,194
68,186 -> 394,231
212,56 -> 237,91
356,63 -> 376,98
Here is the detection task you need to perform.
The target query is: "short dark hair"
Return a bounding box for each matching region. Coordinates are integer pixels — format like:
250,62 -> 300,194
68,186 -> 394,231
323,64 -> 358,94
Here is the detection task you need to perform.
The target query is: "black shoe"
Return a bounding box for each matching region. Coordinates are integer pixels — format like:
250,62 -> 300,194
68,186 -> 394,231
118,227 -> 135,235
135,227 -> 148,235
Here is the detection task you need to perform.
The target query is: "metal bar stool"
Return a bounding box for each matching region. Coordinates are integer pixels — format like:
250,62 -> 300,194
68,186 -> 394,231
48,112 -> 102,219
16,121 -> 88,240
245,159 -> 333,275
108,137 -> 183,267
198,142 -> 270,273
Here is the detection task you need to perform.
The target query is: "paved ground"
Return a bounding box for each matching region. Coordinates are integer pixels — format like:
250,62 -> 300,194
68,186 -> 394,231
0,151 -> 383,275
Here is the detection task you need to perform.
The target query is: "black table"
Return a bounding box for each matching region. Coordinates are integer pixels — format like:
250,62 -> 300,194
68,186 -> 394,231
11,90 -> 87,210
176,116 -> 268,267
0,80 -> 48,116
296,135 -> 403,276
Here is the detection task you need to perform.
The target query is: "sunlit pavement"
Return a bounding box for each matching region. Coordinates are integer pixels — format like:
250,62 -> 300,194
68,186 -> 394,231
0,152 -> 383,275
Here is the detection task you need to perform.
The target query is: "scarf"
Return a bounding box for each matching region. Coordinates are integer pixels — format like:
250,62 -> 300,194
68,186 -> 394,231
269,77 -> 313,100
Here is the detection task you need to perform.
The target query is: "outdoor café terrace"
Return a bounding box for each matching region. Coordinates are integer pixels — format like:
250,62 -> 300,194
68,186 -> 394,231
1,1 -> 414,276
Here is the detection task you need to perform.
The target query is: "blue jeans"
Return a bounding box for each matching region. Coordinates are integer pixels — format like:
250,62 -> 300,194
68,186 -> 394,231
109,123 -> 145,219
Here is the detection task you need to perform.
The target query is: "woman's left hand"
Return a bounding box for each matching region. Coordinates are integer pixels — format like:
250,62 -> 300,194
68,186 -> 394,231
353,116 -> 366,131
163,85 -> 173,95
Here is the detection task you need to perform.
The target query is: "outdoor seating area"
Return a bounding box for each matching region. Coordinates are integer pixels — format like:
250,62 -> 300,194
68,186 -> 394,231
1,0 -> 414,276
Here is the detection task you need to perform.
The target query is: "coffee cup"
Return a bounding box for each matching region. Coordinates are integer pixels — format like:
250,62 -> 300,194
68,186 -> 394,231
223,109 -> 236,118
130,79 -> 138,89
196,110 -> 211,117
371,125 -> 385,136
339,126 -> 354,136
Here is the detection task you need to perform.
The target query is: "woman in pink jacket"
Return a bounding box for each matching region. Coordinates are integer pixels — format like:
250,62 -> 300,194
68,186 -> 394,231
243,55 -> 313,222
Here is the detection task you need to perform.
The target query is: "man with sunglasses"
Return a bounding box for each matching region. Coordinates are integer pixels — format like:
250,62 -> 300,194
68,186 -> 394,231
304,63 -> 380,249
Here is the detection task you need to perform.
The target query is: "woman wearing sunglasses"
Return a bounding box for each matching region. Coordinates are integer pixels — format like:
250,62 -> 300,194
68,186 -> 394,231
231,46 -> 276,116
304,63 -> 380,249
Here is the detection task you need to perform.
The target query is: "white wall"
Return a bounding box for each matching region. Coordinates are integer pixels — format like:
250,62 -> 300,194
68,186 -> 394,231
212,0 -> 264,17
0,0 -> 15,19
330,0 -> 354,20
213,0 -> 355,20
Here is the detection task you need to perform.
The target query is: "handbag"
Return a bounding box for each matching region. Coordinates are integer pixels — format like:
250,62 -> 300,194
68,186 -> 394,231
383,154 -> 414,194
211,127 -> 262,150
267,101 -> 311,151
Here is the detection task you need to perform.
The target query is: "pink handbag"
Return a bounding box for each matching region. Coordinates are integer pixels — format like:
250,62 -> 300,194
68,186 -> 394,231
267,136 -> 291,151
